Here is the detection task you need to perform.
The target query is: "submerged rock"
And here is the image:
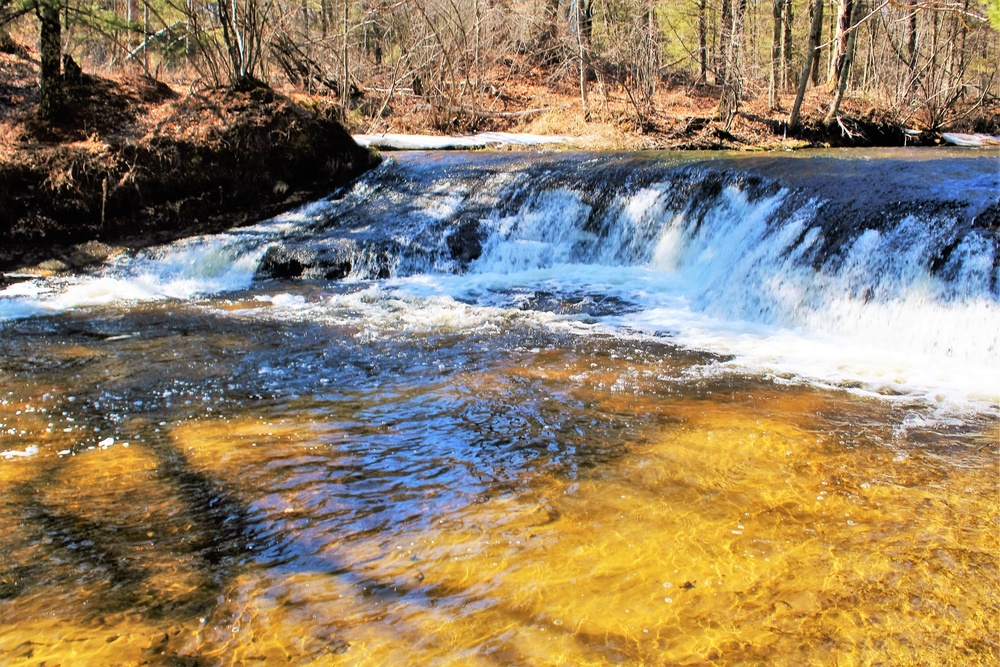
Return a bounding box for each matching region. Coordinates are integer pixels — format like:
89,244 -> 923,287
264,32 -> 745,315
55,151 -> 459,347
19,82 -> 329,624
447,220 -> 486,263
255,239 -> 356,281
256,246 -> 315,279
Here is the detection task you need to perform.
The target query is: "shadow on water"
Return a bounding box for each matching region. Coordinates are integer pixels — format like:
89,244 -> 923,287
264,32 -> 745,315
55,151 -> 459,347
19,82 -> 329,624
4,424 -> 260,622
0,309 -> 283,667
0,302 -> 617,659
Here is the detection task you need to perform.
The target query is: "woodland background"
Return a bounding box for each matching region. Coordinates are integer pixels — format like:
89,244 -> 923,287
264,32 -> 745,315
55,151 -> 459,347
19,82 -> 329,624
2,0 -> 999,142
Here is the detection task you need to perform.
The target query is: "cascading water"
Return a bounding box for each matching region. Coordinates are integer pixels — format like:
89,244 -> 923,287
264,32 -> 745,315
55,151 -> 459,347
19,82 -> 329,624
2,150 -> 998,412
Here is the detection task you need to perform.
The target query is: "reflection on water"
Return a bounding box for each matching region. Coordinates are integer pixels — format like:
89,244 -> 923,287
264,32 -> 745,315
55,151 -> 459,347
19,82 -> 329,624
0,293 -> 997,666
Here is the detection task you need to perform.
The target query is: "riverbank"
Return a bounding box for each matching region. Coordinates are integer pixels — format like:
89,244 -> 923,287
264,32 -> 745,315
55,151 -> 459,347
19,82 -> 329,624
0,51 -> 379,274
2,42 -> 996,275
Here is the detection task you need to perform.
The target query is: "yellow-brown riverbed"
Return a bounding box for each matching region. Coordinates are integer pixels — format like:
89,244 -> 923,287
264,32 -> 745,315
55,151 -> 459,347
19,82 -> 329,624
0,293 -> 996,666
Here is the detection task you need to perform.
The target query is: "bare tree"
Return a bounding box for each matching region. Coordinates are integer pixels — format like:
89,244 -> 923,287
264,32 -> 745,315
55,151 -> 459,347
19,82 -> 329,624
15,0 -> 994,136
824,0 -> 864,124
576,0 -> 592,118
604,0 -> 662,130
341,0 -> 348,110
789,0 -> 825,130
828,0 -> 855,85
534,0 -> 561,65
37,0 -> 65,120
717,0 -> 731,83
216,0 -> 272,86
698,0 -> 707,81
717,0 -> 746,130
769,0 -> 783,108
781,0 -> 793,88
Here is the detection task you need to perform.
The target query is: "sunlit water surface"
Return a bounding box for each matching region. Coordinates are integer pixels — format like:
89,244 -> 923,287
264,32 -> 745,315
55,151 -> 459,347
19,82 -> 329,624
0,282 -> 996,666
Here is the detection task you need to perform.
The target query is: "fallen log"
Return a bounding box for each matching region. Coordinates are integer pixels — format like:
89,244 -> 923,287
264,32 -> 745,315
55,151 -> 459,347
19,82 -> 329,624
941,132 -> 1000,147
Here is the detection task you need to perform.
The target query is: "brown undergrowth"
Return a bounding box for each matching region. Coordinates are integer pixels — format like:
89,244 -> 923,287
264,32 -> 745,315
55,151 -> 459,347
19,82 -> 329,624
0,49 -> 378,273
347,56 -> 997,151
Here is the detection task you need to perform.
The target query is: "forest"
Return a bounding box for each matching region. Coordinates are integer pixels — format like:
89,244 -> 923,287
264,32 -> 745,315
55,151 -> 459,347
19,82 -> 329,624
2,0 -> 999,142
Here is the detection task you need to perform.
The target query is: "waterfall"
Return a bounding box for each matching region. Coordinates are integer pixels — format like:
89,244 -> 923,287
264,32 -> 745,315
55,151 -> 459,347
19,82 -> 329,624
2,149 -> 997,411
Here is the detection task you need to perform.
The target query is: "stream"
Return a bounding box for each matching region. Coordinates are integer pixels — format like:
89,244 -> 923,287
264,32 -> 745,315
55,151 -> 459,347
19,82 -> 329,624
0,148 -> 997,666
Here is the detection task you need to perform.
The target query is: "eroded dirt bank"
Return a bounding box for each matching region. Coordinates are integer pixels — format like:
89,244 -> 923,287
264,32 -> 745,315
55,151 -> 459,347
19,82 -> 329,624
0,54 -> 380,273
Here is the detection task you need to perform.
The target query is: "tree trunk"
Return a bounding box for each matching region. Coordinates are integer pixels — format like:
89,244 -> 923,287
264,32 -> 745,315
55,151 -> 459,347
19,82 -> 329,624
576,0 -> 591,119
543,0 -> 560,38
127,0 -> 139,64
789,0 -> 825,130
828,0 -> 854,86
473,0 -> 481,113
781,0 -> 793,88
769,0 -> 783,108
184,0 -> 192,56
906,9 -> 918,71
342,0 -> 349,112
698,0 -> 707,82
641,0 -> 658,124
809,0 -> 825,86
717,0 -> 746,131
535,0 -> 561,64
579,0 -> 594,79
143,0 -> 150,73
718,0 -> 732,84
956,0 -> 968,97
216,0 -> 245,82
959,0 -> 968,65
37,0 -> 64,121
824,0 -> 863,124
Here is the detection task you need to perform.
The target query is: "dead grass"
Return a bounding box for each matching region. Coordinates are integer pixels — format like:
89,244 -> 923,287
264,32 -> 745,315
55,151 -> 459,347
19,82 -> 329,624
0,46 -> 376,272
329,58 -> 915,151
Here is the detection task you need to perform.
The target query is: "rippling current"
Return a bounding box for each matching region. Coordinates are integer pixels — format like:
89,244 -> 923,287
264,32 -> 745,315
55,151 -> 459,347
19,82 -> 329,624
0,149 -> 997,665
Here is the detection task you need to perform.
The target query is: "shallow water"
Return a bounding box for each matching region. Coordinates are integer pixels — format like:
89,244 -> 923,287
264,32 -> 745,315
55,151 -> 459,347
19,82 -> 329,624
0,284 -> 995,666
1,150 -> 998,665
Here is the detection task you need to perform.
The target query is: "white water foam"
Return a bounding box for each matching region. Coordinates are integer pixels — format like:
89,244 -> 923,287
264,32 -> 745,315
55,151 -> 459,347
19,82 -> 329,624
2,155 -> 997,417
456,180 -> 1000,413
0,232 -> 269,321
224,280 -> 583,344
225,240 -> 998,415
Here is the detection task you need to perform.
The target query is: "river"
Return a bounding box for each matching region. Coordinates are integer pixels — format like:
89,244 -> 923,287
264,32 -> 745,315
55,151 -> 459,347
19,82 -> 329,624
0,149 -> 997,665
